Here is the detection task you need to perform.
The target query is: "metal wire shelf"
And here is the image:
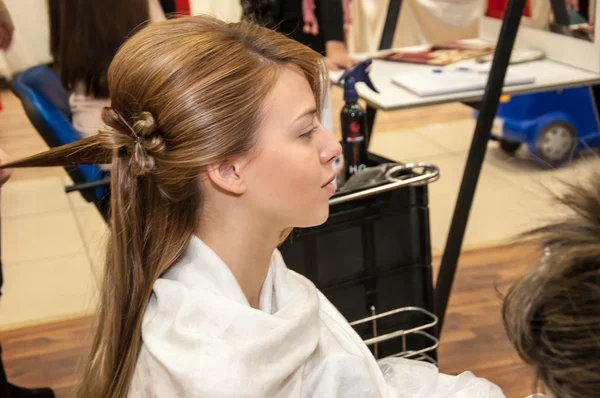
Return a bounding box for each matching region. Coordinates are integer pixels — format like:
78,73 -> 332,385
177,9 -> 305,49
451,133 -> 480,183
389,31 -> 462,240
349,306 -> 439,365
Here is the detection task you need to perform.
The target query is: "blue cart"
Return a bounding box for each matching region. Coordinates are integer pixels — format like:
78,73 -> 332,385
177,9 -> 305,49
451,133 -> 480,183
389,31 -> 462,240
484,86 -> 600,164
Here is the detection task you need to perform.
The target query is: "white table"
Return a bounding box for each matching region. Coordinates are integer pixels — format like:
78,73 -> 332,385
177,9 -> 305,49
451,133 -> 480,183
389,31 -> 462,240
331,50 -> 600,111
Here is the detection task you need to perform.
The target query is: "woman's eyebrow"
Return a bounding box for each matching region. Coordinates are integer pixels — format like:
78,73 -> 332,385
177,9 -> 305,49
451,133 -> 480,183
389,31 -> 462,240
292,107 -> 317,124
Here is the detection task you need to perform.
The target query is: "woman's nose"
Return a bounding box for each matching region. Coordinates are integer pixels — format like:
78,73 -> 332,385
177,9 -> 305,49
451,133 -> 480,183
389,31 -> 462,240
320,129 -> 342,164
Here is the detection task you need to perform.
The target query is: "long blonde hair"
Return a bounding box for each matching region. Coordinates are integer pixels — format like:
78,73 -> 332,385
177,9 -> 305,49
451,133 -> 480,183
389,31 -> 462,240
4,15 -> 326,397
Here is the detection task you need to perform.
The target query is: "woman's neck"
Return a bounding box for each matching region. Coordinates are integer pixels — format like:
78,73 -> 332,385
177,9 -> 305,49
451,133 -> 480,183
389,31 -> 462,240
195,211 -> 282,309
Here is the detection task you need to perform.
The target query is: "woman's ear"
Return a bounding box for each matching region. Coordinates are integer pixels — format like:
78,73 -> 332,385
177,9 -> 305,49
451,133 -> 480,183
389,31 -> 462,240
206,160 -> 248,195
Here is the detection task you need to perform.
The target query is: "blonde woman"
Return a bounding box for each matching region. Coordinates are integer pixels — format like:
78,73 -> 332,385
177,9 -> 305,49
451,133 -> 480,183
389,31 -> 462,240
3,16 -> 503,398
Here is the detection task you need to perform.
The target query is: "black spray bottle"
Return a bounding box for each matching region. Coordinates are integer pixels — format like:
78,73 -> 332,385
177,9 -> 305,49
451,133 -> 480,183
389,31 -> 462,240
338,60 -> 379,179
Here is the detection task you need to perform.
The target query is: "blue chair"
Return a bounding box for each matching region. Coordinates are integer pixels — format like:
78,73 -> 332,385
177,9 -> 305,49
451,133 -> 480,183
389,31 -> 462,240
10,65 -> 110,221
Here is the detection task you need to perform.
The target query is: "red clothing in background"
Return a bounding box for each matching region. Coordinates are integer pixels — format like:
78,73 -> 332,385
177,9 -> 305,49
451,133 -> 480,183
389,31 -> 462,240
175,0 -> 190,15
487,0 -> 532,19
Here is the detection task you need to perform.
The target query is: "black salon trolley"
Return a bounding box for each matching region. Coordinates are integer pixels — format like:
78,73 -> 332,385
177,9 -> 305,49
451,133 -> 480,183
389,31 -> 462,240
279,153 -> 440,363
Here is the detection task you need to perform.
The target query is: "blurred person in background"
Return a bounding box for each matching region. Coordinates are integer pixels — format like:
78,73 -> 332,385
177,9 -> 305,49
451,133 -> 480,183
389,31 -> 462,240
241,0 -> 354,159
56,0 -> 165,142
241,0 -> 356,71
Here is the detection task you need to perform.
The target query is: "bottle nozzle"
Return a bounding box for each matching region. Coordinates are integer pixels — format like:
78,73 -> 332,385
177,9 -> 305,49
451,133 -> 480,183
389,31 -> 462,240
337,59 -> 379,103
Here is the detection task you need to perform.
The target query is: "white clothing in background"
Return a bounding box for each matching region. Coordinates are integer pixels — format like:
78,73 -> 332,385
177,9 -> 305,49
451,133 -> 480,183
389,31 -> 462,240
394,0 -> 483,48
347,0 -> 389,54
69,86 -> 111,171
69,84 -> 111,140
347,0 -> 483,53
129,236 -> 505,398
520,0 -> 552,30
189,0 -> 242,22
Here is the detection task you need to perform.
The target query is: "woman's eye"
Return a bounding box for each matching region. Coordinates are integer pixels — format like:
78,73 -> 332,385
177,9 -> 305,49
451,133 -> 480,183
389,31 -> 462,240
300,126 -> 318,140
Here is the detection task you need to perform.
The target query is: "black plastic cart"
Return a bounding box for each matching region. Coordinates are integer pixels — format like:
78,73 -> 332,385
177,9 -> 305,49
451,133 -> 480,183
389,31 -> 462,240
280,154 -> 440,361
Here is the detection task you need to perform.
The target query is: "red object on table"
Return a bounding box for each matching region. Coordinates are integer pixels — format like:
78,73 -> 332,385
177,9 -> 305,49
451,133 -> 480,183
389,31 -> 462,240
175,0 -> 190,15
486,0 -> 531,19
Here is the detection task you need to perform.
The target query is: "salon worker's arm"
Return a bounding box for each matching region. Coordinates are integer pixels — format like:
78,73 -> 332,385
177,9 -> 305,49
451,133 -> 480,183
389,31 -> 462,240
319,0 -> 356,71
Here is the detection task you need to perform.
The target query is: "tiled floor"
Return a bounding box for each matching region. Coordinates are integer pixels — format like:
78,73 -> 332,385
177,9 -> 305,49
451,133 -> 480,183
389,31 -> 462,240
1,86 -> 598,330
0,91 -> 108,329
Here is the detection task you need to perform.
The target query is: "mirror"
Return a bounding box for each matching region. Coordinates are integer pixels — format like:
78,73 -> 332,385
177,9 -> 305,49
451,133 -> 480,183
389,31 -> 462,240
486,0 -> 595,41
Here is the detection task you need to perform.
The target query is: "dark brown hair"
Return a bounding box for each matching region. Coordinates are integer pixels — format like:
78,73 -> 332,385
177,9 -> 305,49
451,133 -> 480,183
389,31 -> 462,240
57,0 -> 151,97
503,173 -> 600,397
4,15 -> 326,398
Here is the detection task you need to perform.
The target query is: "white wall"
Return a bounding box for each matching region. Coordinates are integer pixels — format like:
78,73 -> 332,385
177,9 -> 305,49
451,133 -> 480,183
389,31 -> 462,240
0,0 -> 53,78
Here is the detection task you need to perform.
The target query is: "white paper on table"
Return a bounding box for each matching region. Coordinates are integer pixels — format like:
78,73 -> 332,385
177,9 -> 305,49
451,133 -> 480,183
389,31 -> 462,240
392,69 -> 536,97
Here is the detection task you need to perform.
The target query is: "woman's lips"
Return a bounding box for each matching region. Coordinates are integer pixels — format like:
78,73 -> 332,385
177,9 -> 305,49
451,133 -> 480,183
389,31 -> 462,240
322,174 -> 336,188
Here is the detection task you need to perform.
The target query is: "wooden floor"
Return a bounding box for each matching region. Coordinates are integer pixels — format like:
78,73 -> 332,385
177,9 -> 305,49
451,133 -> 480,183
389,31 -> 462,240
0,241 -> 540,398
436,243 -> 537,397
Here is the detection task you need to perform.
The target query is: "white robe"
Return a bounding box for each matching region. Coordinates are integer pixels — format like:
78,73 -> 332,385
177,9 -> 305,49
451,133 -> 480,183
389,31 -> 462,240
129,237 -> 505,398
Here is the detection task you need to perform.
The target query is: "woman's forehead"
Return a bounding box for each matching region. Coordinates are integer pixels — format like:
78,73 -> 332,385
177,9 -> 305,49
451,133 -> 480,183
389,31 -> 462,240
262,68 -> 316,125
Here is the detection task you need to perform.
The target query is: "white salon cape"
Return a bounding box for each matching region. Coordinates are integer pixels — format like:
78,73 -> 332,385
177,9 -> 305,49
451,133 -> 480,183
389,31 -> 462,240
129,237 -> 505,397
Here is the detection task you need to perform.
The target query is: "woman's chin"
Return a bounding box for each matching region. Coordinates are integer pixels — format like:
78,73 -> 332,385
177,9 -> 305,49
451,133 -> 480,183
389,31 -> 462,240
294,207 -> 330,229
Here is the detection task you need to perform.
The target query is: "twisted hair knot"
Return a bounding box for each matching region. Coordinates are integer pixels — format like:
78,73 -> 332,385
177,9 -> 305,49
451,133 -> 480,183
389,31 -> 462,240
99,107 -> 166,176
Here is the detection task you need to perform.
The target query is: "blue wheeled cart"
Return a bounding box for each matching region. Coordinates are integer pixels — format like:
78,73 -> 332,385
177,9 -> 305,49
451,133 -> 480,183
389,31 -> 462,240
485,87 -> 600,165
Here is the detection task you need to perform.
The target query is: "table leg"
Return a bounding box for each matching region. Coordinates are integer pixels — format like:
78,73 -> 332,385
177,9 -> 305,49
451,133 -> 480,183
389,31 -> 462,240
461,100 -> 482,110
434,0 -> 528,334
378,0 -> 403,50
366,105 -> 378,149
